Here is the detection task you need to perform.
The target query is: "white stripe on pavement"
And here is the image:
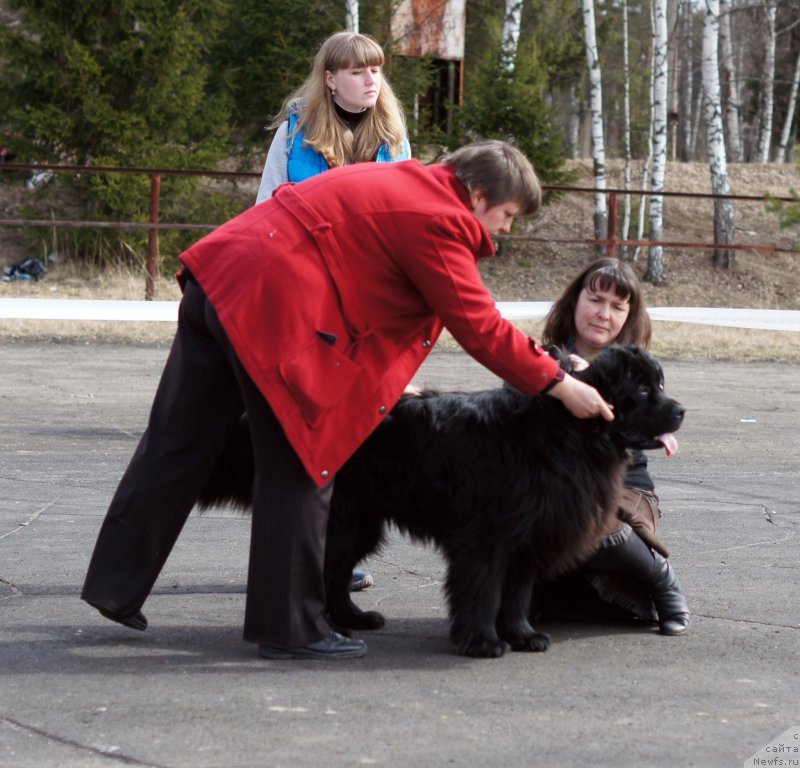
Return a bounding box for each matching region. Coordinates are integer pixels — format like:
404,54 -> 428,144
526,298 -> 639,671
0,297 -> 798,331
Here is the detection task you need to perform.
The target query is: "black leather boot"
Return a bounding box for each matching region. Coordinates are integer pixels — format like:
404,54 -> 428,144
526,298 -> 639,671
645,552 -> 690,635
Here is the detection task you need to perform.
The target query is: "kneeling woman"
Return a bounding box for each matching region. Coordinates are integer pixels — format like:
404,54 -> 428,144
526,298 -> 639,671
539,258 -> 690,635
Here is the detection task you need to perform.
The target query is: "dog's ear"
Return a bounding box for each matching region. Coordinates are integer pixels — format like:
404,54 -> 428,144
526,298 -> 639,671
571,345 -> 618,401
547,345 -> 565,362
626,345 -> 666,388
643,349 -> 665,387
548,345 -> 576,374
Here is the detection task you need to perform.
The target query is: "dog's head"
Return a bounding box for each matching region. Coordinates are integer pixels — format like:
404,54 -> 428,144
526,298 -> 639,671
572,345 -> 685,455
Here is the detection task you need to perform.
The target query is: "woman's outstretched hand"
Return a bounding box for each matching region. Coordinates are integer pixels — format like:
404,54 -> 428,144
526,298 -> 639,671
546,374 -> 614,421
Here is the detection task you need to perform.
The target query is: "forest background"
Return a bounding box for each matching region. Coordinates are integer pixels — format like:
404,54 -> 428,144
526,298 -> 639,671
0,0 -> 799,354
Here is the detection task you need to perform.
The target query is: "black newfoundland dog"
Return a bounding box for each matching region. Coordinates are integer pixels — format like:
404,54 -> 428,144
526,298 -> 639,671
198,345 -> 684,658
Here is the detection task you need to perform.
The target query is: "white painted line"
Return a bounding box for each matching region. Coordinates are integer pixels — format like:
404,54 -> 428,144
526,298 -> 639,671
0,298 -> 798,331
0,298 -> 178,322
644,306 -> 800,332
497,303 -> 800,332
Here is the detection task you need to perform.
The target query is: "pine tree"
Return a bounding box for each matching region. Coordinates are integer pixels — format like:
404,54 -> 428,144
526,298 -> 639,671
207,0 -> 343,146
0,0 -> 236,268
455,5 -> 569,185
1,1 -> 231,169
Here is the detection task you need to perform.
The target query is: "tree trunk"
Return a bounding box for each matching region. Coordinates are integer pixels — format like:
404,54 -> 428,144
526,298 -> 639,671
777,48 -> 800,163
702,0 -> 735,268
690,82 -> 704,161
645,0 -> 668,285
345,0 -> 359,33
567,83 -> 581,160
502,0 -> 524,71
666,0 -> 679,160
622,0 -> 633,254
677,0 -> 695,162
632,24 -> 656,264
756,0 -> 776,163
719,0 -> 744,162
582,0 -> 608,252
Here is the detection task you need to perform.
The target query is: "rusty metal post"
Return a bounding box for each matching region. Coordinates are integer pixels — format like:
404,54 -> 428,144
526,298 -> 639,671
607,191 -> 618,259
145,173 -> 161,300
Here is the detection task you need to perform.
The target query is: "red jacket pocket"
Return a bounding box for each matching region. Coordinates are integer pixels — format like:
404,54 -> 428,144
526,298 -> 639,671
279,335 -> 361,427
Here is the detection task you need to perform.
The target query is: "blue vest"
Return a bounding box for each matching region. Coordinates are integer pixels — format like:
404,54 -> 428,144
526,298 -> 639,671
286,113 -> 410,183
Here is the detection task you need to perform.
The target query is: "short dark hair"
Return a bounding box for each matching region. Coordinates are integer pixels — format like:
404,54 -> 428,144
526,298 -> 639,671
441,140 -> 541,215
542,258 -> 652,348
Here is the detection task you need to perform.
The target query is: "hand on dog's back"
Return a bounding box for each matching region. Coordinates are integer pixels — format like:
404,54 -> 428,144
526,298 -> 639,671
546,374 -> 615,421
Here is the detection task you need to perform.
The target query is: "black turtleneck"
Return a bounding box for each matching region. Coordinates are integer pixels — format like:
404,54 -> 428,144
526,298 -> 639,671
334,101 -> 369,132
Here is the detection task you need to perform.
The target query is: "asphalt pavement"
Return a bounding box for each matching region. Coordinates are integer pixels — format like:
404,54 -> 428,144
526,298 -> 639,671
1,339 -> 798,768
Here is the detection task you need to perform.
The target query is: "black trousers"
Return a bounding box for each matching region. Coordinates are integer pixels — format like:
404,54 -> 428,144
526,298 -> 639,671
81,276 -> 333,647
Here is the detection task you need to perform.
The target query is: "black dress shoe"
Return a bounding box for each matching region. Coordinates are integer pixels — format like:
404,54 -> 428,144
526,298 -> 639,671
87,601 -> 148,631
258,631 -> 367,659
350,568 -> 374,592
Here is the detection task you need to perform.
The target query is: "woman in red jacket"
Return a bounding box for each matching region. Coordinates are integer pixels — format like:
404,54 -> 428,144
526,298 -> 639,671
81,140 -> 613,660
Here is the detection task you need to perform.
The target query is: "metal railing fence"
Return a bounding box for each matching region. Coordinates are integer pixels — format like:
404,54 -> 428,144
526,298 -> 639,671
1,161 -> 797,299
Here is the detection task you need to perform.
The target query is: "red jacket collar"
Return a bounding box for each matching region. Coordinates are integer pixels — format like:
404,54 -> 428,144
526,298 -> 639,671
427,163 -> 471,207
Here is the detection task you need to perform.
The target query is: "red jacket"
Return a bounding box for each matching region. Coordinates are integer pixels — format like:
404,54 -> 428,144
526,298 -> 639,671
181,160 -> 560,487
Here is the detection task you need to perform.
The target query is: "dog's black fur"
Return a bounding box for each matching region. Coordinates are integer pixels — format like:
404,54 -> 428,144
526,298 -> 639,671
197,344 -> 685,657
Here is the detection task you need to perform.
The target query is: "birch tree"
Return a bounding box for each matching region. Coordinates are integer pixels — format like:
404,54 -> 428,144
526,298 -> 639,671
345,0 -> 359,32
756,0 -> 777,163
777,48 -> 800,162
582,0 -> 607,250
702,0 -> 736,268
621,0 -> 633,251
502,0 -> 524,71
719,0 -> 743,162
644,0 -> 669,285
632,14 -> 655,264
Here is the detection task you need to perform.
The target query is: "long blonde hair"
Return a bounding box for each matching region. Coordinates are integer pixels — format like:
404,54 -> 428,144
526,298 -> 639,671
271,32 -> 407,167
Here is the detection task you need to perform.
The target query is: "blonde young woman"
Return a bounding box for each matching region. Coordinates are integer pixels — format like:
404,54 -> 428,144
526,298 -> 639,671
255,31 -> 410,591
255,31 -> 411,204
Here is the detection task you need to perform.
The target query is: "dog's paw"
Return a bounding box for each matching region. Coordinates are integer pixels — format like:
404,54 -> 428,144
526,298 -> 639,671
459,637 -> 511,658
509,631 -> 551,652
357,610 -> 386,630
334,609 -> 385,631
328,594 -> 387,631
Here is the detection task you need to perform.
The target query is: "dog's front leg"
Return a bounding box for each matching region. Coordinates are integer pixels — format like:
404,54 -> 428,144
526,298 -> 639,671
445,551 -> 510,658
496,564 -> 551,652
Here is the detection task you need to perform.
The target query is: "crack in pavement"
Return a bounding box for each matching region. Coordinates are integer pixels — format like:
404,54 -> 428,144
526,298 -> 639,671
0,576 -> 22,598
0,716 -> 168,767
0,497 -> 60,540
691,613 -> 800,631
694,530 -> 793,556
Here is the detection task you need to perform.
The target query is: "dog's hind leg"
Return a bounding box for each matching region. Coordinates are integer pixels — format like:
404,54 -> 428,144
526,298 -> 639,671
446,550 -> 510,658
496,564 -> 551,652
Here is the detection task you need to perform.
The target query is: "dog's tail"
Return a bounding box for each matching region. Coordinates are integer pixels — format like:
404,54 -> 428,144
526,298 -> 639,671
195,416 -> 255,512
